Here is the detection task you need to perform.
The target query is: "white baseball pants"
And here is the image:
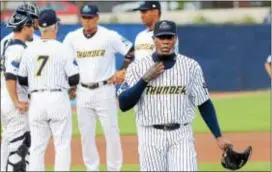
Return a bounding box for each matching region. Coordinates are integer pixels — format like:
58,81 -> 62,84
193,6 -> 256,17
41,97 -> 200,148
76,84 -> 122,171
137,123 -> 198,171
28,91 -> 72,171
1,96 -> 29,171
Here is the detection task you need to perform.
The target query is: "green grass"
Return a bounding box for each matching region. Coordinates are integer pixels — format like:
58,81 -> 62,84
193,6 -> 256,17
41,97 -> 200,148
46,162 -> 271,171
72,91 -> 270,136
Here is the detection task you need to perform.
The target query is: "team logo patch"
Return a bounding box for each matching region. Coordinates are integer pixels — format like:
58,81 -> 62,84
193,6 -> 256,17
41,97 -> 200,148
117,81 -> 129,96
11,60 -> 20,68
159,21 -> 171,30
73,59 -> 78,66
82,6 -> 91,13
202,82 -> 208,95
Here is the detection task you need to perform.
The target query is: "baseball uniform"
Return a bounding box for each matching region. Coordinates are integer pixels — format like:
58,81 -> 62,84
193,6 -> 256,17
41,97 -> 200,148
17,9 -> 79,171
1,39 -> 30,172
118,20 -> 216,171
119,54 -> 209,171
63,23 -> 132,171
18,38 -> 79,171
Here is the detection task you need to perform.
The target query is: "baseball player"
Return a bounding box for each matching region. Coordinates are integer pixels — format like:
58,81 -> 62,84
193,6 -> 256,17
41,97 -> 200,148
118,20 -> 232,171
63,4 -> 134,171
1,12 -> 35,172
17,9 -> 80,171
264,54 -> 271,78
1,3 -> 40,55
133,1 -> 179,61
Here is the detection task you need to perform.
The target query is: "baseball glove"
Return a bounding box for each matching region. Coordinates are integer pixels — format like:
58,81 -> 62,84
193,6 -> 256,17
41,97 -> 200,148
221,145 -> 252,170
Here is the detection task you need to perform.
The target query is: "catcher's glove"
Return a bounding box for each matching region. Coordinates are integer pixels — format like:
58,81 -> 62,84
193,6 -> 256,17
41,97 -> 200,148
221,145 -> 252,170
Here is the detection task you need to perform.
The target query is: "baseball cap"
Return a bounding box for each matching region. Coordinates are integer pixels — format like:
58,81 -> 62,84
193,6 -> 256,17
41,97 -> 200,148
133,1 -> 161,11
80,4 -> 99,17
153,20 -> 177,37
38,9 -> 60,28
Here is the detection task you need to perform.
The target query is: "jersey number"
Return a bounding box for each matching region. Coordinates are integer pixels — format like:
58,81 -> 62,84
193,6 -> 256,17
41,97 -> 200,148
36,55 -> 49,76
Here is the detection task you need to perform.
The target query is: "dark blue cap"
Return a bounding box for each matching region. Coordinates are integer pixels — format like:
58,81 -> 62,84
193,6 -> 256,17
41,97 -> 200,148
38,9 -> 60,27
153,20 -> 177,37
80,4 -> 99,17
133,1 -> 161,11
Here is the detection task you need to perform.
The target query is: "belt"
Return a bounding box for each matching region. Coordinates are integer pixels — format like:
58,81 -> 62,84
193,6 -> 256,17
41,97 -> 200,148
30,89 -> 62,94
152,123 -> 188,131
81,80 -> 108,89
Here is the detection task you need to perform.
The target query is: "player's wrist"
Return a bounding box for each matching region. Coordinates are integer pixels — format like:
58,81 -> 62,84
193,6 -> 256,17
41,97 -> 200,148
141,77 -> 149,83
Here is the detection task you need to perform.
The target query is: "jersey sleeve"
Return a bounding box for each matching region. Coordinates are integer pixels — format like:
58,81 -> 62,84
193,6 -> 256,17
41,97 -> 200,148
110,31 -> 133,56
63,32 -> 76,55
189,61 -> 210,106
266,55 -> 271,63
18,50 -> 28,77
64,47 -> 79,77
5,46 -> 25,76
117,63 -> 139,95
174,37 -> 179,54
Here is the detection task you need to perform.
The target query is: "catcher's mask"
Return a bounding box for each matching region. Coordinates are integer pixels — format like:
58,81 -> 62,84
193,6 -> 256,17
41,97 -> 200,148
221,145 -> 252,170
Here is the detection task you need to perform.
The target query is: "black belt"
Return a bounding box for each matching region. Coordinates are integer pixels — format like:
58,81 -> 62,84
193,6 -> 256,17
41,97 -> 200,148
81,80 -> 108,89
30,89 -> 62,94
153,123 -> 188,131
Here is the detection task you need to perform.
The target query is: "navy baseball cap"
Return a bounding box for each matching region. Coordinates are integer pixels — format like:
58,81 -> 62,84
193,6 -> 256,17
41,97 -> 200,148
80,4 -> 99,17
133,1 -> 161,11
153,20 -> 177,37
38,9 -> 60,27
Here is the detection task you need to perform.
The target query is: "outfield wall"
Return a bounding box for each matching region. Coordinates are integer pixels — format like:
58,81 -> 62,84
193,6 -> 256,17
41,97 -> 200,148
1,24 -> 271,91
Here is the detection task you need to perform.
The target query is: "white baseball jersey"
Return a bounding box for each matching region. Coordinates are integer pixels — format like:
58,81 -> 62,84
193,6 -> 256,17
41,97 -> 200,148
266,55 -> 271,63
18,39 -> 79,91
1,33 -> 40,55
120,54 -> 209,126
63,26 -> 133,83
1,39 -> 30,172
134,29 -> 179,61
1,39 -> 28,100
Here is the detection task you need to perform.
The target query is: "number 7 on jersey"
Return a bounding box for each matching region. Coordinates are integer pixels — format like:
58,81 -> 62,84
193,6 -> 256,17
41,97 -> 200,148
36,55 -> 49,76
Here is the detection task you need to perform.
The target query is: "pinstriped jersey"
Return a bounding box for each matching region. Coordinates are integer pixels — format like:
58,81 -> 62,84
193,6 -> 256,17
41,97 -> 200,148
134,29 -> 179,62
18,39 -> 79,92
119,54 -> 210,126
63,26 -> 133,83
1,40 -> 28,101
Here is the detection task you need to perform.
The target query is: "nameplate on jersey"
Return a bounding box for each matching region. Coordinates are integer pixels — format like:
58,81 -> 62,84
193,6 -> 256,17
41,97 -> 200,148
145,85 -> 186,95
76,50 -> 105,58
135,44 -> 154,51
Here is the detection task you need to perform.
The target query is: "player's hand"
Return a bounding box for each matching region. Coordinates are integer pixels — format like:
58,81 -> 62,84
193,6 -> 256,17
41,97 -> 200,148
216,136 -> 232,151
15,101 -> 29,114
68,87 -> 77,100
108,69 -> 126,85
108,74 -> 117,85
143,62 -> 165,82
115,69 -> 126,84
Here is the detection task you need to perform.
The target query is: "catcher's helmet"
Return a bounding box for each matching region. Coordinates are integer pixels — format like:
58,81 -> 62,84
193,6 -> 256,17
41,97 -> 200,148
221,145 -> 252,170
6,13 -> 34,31
16,3 -> 39,19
